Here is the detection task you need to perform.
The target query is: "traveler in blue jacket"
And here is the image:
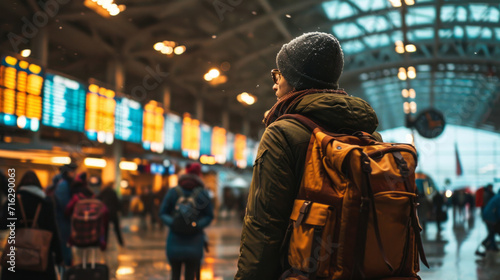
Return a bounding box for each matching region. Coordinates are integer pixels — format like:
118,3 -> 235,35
480,190 -> 500,252
159,163 -> 214,280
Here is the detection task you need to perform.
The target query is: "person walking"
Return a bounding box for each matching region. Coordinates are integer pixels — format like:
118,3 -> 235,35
235,32 -> 382,280
52,162 -> 77,266
0,170 -> 63,280
477,189 -> 500,255
98,182 -> 124,247
159,163 -> 214,280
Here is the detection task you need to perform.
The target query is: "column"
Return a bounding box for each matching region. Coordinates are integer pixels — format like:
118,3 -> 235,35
242,119 -> 250,136
222,98 -> 230,130
102,141 -> 122,195
163,86 -> 171,112
196,96 -> 204,122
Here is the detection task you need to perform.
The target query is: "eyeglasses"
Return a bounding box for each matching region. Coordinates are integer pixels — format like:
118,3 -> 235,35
271,69 -> 281,84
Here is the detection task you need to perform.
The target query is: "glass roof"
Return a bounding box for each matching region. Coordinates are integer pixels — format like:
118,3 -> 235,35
322,0 -> 500,132
322,1 -> 500,55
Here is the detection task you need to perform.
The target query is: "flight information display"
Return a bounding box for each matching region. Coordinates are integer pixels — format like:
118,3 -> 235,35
234,134 -> 247,168
164,113 -> 182,151
211,126 -> 226,164
42,73 -> 86,131
181,113 -> 200,160
143,100 -> 164,153
246,139 -> 258,168
85,84 -> 116,144
200,123 -> 212,156
0,56 -> 43,131
115,97 -> 142,143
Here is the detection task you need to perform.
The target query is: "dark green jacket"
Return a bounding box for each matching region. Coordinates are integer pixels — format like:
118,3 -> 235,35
235,92 -> 379,280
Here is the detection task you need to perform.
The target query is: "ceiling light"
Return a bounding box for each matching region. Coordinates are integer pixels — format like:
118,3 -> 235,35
84,158 -> 107,168
401,89 -> 409,98
119,161 -> 138,171
154,42 -> 164,51
208,68 -> 220,79
389,0 -> 402,7
410,101 -> 417,113
204,73 -> 213,81
51,157 -> 72,165
20,49 -> 31,57
237,92 -> 257,106
398,67 -> 407,80
407,66 -> 416,79
409,88 -> 416,98
403,102 -> 410,114
405,0 -> 415,5
405,44 -> 417,52
174,45 -> 186,55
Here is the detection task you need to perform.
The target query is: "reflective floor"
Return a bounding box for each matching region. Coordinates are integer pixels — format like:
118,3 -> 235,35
91,209 -> 500,280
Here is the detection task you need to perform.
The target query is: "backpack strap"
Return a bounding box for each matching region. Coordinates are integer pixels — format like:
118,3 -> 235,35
175,186 -> 185,198
392,151 -> 430,269
17,195 -> 42,228
352,155 -> 394,279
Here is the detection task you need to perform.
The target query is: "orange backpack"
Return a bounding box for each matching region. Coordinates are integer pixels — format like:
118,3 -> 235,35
278,114 -> 428,280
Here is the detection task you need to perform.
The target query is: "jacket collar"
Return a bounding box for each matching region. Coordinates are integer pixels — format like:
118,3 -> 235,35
19,185 -> 46,199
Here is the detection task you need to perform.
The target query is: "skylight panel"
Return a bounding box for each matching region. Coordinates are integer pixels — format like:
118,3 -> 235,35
332,22 -> 364,40
364,34 -> 390,49
341,40 -> 365,55
466,26 -> 481,38
406,7 -> 436,25
357,15 -> 390,33
322,1 -> 357,20
470,4 -> 489,22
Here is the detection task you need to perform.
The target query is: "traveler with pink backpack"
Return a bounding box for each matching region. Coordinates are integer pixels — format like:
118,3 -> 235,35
63,172 -> 109,280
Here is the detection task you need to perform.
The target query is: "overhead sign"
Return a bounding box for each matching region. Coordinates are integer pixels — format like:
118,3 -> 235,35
413,108 -> 446,139
164,113 -> 182,151
211,126 -> 226,164
234,134 -> 247,168
181,113 -> 200,160
42,73 -> 86,131
0,56 -> 43,131
85,84 -> 116,144
115,97 -> 142,143
200,123 -> 212,156
143,100 -> 164,153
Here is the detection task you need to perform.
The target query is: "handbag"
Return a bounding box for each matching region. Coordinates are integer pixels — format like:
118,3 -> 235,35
2,195 -> 53,271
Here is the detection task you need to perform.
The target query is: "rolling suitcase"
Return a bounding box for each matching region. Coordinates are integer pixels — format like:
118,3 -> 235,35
63,248 -> 109,280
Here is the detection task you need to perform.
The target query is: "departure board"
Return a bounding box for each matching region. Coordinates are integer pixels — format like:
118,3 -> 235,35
0,56 -> 43,131
200,123 -> 212,156
42,73 -> 86,131
85,84 -> 116,144
234,134 -> 247,168
142,100 -> 164,153
246,139 -> 258,168
115,97 -> 142,143
181,113 -> 200,160
164,113 -> 182,151
211,126 -> 226,164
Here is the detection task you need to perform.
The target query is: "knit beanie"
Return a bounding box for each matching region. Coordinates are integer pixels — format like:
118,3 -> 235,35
186,163 -> 202,177
276,32 -> 344,90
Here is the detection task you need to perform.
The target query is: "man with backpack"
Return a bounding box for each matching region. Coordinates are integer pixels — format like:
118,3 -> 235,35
235,32 -> 427,280
52,162 -> 77,266
160,163 -> 214,280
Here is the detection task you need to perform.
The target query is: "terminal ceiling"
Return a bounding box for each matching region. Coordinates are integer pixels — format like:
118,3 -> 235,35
1,0 -> 499,137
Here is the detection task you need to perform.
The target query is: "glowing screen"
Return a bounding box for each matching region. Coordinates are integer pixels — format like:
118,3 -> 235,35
42,73 -> 86,131
164,113 -> 182,151
143,100 -> 164,153
0,56 -> 43,131
115,97 -> 142,143
85,84 -> 116,144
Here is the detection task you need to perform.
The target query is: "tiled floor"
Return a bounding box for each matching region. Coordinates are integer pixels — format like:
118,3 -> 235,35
95,209 -> 500,280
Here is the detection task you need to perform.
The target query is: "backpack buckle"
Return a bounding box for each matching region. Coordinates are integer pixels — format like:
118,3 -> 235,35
295,201 -> 312,228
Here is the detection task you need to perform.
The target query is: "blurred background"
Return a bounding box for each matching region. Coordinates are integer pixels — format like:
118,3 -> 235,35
0,0 -> 500,279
